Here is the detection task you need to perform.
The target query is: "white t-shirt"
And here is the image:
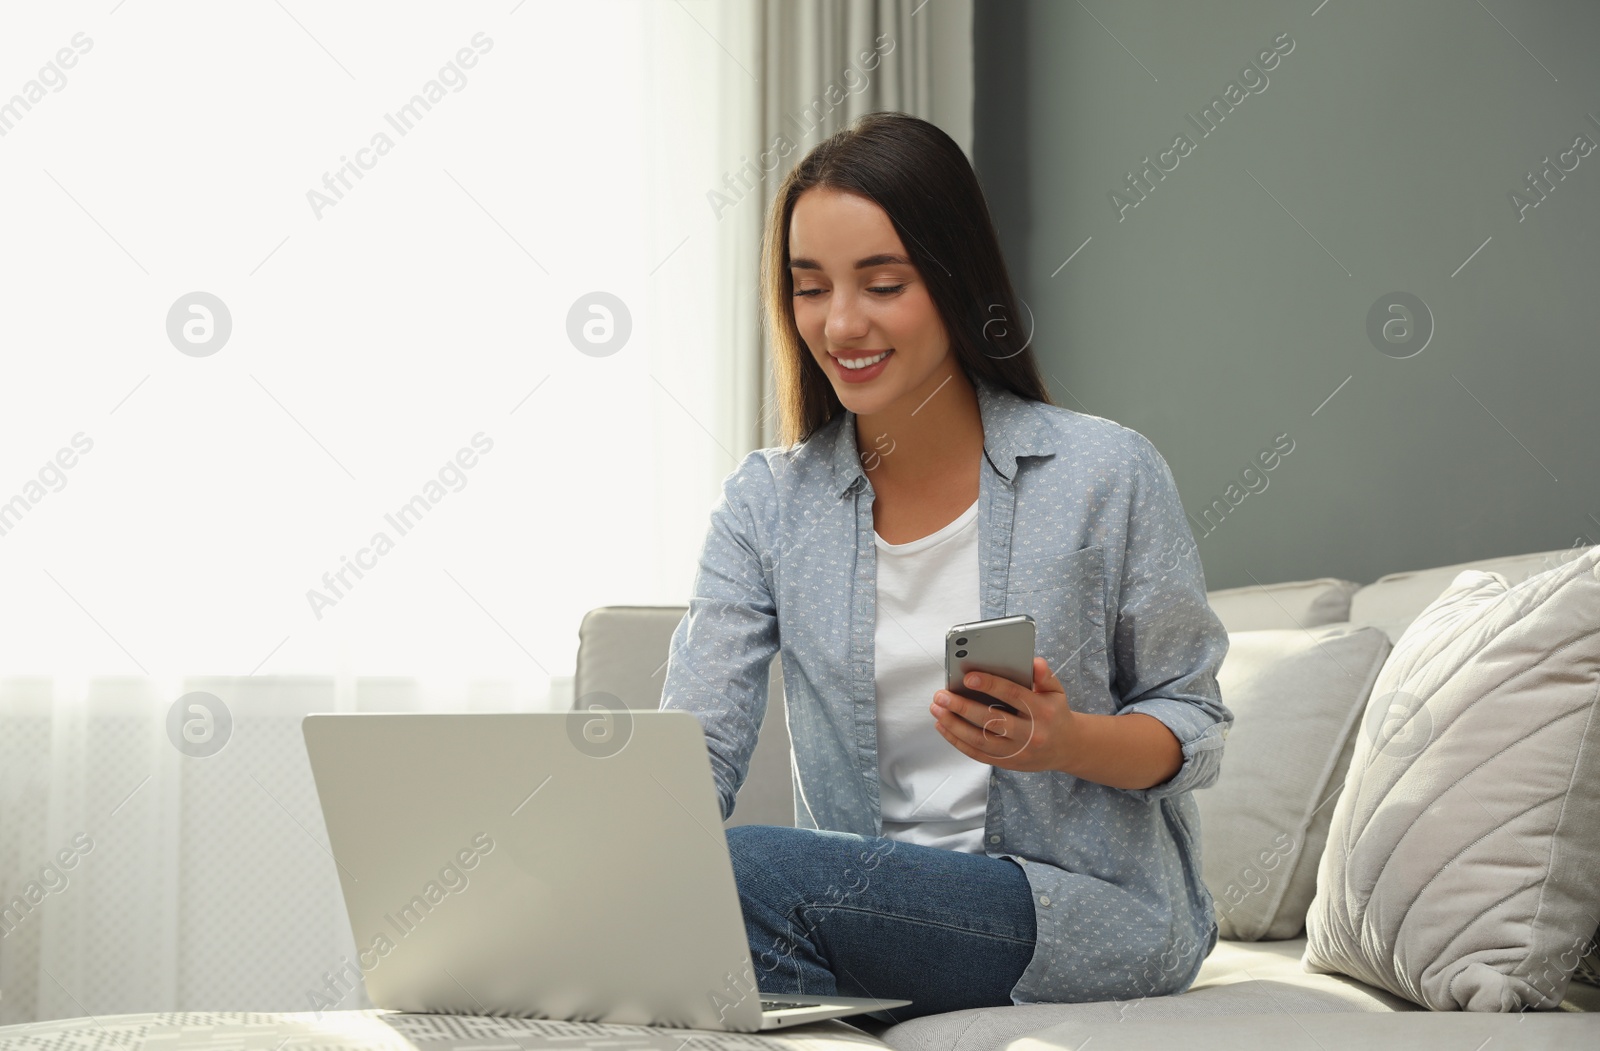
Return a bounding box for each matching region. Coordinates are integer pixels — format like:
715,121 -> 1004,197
873,495 -> 990,853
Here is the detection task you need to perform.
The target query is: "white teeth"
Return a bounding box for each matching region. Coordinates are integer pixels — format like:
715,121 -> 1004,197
839,350 -> 890,370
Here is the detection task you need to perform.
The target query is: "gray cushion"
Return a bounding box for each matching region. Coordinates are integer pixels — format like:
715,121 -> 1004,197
876,938 -> 1416,1051
1348,546 -> 1585,642
1304,544 -> 1600,1010
877,938 -> 1600,1051
1206,577 -> 1360,633
931,1012 -> 1600,1051
575,605 -> 794,827
1198,626 -> 1392,940
574,604 -> 687,709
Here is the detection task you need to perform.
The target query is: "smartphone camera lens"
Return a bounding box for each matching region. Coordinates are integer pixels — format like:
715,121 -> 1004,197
955,649 -> 967,658
955,636 -> 968,646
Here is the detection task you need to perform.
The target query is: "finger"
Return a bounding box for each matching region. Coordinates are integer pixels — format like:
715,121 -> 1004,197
933,700 -> 989,748
935,700 -> 1014,751
934,690 -> 997,730
961,671 -> 1030,717
986,710 -> 1036,762
1034,656 -> 1071,695
933,713 -> 999,764
937,710 -> 1031,767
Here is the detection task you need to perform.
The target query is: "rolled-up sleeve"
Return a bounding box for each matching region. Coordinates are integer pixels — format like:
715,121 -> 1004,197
659,451 -> 781,822
1111,434 -> 1231,802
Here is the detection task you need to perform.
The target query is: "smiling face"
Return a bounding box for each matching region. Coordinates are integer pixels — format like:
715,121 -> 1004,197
788,187 -> 956,418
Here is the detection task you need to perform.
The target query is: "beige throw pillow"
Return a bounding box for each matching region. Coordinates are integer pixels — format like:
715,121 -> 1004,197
1206,578 -> 1361,633
1303,544 -> 1600,1010
1197,625 -> 1392,940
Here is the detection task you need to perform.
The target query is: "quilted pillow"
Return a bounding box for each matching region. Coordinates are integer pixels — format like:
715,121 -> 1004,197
1574,925 -> 1600,988
1303,544 -> 1600,1010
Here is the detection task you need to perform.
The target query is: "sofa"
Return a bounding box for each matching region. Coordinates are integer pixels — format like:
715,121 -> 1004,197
576,543 -> 1600,1050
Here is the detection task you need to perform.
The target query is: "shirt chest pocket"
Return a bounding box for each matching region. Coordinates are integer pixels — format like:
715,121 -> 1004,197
1004,544 -> 1113,714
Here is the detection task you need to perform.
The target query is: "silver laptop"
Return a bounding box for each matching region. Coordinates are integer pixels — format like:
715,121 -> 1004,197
301,710 -> 910,1031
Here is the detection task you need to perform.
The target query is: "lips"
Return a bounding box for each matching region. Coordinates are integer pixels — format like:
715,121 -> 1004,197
829,347 -> 893,383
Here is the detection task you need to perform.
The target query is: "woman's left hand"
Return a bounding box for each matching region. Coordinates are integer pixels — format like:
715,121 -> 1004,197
930,657 -> 1077,772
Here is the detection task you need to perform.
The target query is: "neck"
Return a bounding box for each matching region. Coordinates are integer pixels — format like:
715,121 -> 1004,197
854,363 -> 984,489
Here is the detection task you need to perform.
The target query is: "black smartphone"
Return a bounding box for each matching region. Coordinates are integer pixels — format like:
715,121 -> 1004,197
944,614 -> 1036,716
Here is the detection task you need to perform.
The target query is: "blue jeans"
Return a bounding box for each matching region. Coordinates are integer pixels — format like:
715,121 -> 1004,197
724,824 -> 1037,1023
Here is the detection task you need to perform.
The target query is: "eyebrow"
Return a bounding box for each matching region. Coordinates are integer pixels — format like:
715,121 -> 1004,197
788,253 -> 912,271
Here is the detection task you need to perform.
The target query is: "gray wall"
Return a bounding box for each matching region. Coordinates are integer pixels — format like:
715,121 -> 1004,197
973,0 -> 1599,591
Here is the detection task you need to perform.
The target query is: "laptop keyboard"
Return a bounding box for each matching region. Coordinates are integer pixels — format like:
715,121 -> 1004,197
760,998 -> 814,1011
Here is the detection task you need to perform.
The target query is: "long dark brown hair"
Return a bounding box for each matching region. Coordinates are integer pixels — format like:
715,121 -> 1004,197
762,110 -> 1054,448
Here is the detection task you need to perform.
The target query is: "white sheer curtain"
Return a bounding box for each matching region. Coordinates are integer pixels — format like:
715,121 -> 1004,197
704,0 -> 937,446
0,0 -> 957,1024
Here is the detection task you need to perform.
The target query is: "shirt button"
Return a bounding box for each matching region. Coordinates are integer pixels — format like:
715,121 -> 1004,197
989,834 -> 1001,844
1039,895 -> 1051,906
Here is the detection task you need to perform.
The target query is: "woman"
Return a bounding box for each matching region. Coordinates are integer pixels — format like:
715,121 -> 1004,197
660,111 -> 1231,1020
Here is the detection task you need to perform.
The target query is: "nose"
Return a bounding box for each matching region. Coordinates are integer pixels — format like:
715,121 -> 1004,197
824,290 -> 869,346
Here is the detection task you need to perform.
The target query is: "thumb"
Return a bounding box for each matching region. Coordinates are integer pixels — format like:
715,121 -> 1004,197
1033,656 -> 1061,692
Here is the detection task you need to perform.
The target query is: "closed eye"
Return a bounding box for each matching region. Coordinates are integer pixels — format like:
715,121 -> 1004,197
793,284 -> 907,298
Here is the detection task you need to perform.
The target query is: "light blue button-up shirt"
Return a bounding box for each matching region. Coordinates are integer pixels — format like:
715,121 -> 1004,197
661,371 -> 1232,1004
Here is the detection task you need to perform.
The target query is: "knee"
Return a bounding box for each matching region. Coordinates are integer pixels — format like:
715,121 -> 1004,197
724,823 -> 814,870
725,825 -> 806,917
725,822 -> 786,848
724,824 -> 773,860
725,824 -> 855,902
